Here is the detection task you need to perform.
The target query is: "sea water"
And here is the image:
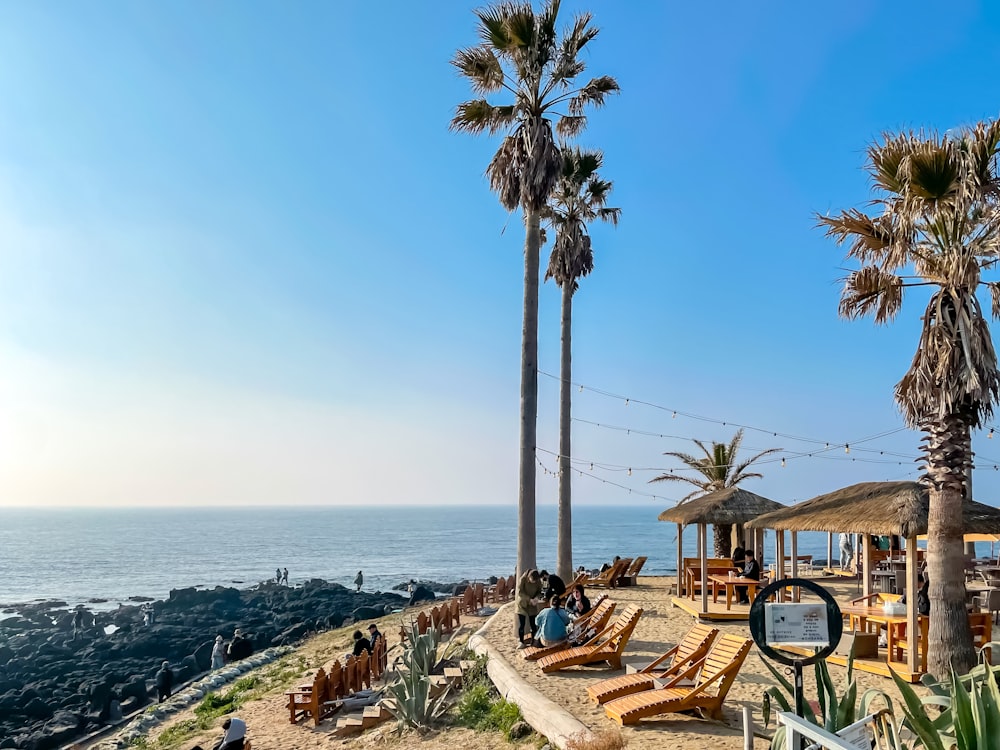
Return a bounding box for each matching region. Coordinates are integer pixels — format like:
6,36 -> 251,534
0,504 -> 837,610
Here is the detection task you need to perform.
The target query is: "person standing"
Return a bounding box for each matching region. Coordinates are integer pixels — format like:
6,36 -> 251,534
211,635 -> 226,670
515,569 -> 543,649
282,568 -> 289,586
839,533 -> 853,571
73,608 -> 84,639
275,568 -> 282,585
155,661 -> 174,703
354,570 -> 364,593
540,570 -> 566,600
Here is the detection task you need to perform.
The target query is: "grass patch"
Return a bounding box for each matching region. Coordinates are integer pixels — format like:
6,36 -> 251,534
451,653 -> 524,741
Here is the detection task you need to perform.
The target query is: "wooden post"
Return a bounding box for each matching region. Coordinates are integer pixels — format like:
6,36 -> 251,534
776,530 -> 786,602
676,523 -> 684,597
862,534 -> 873,599
827,532 -> 833,572
791,531 -> 799,602
906,534 -> 919,673
700,523 -> 709,614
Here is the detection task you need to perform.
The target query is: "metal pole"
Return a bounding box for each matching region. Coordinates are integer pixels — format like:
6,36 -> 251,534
793,659 -> 805,750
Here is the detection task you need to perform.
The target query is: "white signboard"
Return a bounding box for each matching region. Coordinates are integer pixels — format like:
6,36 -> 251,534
764,602 -> 830,648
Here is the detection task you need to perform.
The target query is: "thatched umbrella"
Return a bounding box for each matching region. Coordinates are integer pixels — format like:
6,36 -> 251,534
747,481 -> 1000,674
659,487 -> 785,613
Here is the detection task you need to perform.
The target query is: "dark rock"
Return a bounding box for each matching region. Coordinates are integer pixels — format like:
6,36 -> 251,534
271,622 -> 310,646
508,720 -> 532,740
350,606 -> 382,622
408,586 -> 436,606
119,676 -> 148,703
193,639 -> 214,671
22,696 -> 53,719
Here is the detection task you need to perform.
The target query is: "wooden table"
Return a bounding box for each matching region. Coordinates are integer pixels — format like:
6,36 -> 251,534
707,574 -> 767,610
840,605 -> 925,663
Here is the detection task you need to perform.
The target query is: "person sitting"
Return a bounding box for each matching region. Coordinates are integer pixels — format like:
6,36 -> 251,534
540,570 -> 566,600
191,716 -> 246,750
736,549 -> 761,605
731,546 -> 746,574
351,630 -> 371,657
565,584 -> 591,618
367,623 -> 383,649
534,595 -> 572,647
901,575 -> 930,616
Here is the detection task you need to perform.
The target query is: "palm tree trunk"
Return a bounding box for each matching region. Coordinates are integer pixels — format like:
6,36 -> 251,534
713,524 -> 732,559
556,284 -> 573,581
924,415 -> 975,676
517,210 -> 541,577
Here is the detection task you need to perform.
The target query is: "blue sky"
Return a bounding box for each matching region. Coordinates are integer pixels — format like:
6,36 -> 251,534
2,1 -> 1000,507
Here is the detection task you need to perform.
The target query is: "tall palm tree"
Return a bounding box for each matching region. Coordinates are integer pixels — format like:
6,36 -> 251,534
818,122 -> 1000,675
544,147 -> 620,580
650,429 -> 779,557
451,1 -> 618,575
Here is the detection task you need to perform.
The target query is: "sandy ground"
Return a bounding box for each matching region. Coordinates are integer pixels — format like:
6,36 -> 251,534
142,576 -> 919,750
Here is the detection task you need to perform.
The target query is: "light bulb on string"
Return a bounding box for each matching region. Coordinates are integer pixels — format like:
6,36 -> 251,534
781,458 -> 786,467
990,428 -> 995,439
625,398 -> 629,406
672,411 -> 676,419
845,444 -> 850,454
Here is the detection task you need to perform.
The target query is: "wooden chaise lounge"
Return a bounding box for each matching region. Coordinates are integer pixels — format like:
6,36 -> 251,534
522,596 -> 614,661
285,667 -> 332,725
619,556 -> 648,586
583,559 -> 631,589
537,605 -> 643,674
603,634 -> 753,725
586,623 -> 718,704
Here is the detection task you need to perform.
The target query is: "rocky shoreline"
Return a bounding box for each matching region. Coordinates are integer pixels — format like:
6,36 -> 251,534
0,577 -> 463,750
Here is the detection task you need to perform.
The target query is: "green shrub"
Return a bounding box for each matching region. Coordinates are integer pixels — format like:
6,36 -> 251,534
481,698 -> 523,739
455,683 -> 495,728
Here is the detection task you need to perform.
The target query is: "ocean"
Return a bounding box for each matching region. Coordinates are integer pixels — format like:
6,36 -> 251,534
0,504 -> 841,611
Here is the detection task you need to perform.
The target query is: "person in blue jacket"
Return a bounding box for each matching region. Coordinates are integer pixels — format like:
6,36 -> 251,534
534,595 -> 572,647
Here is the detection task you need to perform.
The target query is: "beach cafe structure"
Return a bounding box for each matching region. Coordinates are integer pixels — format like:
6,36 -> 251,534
748,480 -> 1000,681
658,487 -> 785,621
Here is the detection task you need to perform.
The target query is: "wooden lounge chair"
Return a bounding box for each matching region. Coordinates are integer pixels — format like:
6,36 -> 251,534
586,623 -> 719,704
537,605 -> 643,673
603,634 -> 753,725
521,595 -> 614,661
583,559 -> 630,589
620,556 -> 648,586
285,667 -> 330,725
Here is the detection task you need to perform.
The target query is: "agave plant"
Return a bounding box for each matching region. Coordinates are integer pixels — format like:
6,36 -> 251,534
760,652 -> 898,749
384,626 -> 452,733
891,662 -> 1000,750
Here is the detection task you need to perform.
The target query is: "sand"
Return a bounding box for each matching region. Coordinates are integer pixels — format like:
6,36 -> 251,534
141,576 -> 919,750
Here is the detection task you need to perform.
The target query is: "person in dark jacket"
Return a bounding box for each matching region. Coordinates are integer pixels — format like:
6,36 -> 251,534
351,630 -> 371,657
736,549 -> 762,605
227,629 -> 253,661
155,661 -> 173,702
565,584 -> 591,618
731,546 -> 746,574
540,570 -> 566,600
191,716 -> 246,750
367,623 -> 383,649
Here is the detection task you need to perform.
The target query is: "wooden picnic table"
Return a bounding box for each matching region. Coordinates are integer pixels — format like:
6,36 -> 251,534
707,574 -> 768,610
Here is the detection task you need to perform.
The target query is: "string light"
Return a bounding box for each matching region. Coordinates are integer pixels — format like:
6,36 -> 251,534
845,444 -> 850,454
781,458 -> 786,467
990,429 -> 994,439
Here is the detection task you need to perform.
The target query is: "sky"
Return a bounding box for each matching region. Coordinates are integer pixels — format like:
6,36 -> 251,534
2,1 -> 1000,508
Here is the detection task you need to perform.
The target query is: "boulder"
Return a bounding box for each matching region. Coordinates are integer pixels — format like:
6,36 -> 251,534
408,586 -> 436,606
350,606 -> 382,622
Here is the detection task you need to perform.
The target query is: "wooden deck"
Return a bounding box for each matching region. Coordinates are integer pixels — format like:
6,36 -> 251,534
670,596 -> 751,621
779,645 -> 923,683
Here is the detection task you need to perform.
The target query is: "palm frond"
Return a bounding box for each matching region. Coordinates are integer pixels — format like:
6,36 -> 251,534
556,115 -> 586,138
567,75 -> 620,115
838,265 -> 905,324
452,47 -> 506,94
451,100 -> 517,135
986,281 -> 1000,320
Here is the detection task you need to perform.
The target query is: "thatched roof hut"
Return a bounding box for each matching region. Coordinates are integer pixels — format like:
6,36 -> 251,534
747,480 -> 1000,537
657,487 -> 785,527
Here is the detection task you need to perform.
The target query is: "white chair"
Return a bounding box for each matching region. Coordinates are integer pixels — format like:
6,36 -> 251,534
974,588 -> 1000,624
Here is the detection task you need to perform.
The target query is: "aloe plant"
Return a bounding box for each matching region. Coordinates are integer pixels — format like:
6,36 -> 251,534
385,625 -> 453,733
760,651 -> 897,749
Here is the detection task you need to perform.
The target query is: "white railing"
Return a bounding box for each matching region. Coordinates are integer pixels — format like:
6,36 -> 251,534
776,711 -> 886,750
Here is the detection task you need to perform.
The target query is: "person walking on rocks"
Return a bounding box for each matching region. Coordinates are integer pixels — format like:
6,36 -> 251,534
211,635 -> 226,670
282,567 -> 289,586
275,567 -> 282,585
73,607 -> 84,639
354,570 -> 364,593
155,661 -> 174,702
